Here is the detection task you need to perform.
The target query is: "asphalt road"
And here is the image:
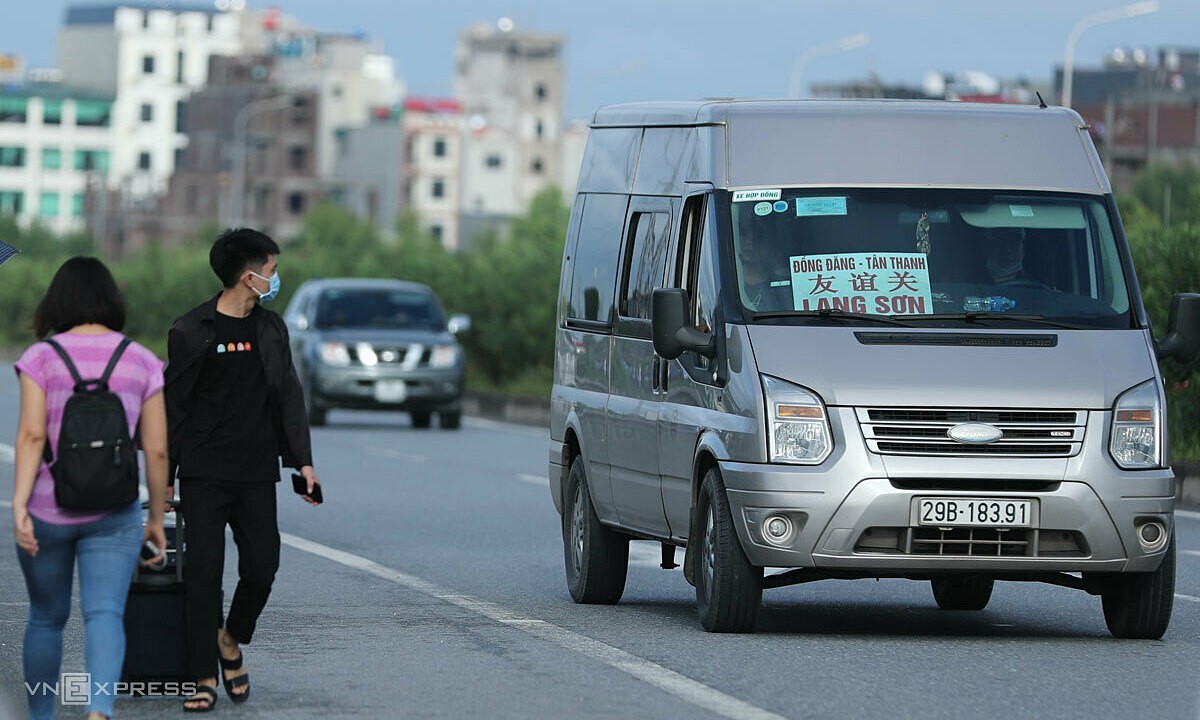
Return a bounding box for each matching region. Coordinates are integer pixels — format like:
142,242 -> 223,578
0,372 -> 1197,719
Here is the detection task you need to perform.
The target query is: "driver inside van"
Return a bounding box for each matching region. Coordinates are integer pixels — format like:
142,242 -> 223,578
737,213 -> 793,311
983,226 -> 1045,287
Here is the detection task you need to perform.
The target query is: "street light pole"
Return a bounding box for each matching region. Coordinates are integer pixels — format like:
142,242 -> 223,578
229,94 -> 294,227
1061,0 -> 1158,109
788,32 -> 870,99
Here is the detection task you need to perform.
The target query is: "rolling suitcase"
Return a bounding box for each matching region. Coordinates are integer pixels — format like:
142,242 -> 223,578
121,499 -> 189,691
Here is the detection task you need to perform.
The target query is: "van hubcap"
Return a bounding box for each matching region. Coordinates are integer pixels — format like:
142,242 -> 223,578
571,484 -> 586,572
702,504 -> 716,600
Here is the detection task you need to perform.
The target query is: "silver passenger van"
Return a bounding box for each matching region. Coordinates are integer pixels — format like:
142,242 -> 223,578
549,99 -> 1199,637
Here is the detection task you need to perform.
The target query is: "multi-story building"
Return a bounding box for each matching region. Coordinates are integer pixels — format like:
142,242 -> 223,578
0,82 -> 114,235
160,55 -> 320,243
327,104 -> 404,242
57,3 -> 243,198
455,21 -> 564,240
1057,47 -> 1200,192
403,98 -> 462,248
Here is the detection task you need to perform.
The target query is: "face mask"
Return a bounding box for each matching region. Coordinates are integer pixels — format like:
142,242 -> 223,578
250,270 -> 281,303
986,257 -> 1022,280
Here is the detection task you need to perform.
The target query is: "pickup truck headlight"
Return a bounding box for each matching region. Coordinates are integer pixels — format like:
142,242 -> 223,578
762,375 -> 832,464
430,344 -> 459,368
319,341 -> 351,366
1109,379 -> 1164,469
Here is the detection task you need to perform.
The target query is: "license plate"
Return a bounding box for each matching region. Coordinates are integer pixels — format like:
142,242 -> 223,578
915,497 -> 1034,528
374,380 -> 407,403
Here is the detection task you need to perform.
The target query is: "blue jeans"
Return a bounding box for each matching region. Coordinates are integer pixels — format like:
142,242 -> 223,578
16,502 -> 141,720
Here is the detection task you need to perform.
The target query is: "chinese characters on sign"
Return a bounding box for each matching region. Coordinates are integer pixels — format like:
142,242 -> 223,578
788,253 -> 933,315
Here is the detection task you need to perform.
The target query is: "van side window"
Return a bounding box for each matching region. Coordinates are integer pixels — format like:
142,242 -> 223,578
621,211 -> 670,320
679,194 -> 718,334
567,193 -> 628,326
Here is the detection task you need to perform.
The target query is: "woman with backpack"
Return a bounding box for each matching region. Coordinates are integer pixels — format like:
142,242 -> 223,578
12,257 -> 169,720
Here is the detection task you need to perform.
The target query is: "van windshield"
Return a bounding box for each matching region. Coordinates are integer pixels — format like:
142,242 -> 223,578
314,288 -> 444,330
729,189 -> 1133,329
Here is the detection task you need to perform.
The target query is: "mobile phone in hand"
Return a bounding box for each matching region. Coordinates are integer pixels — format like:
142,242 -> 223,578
291,473 -> 323,504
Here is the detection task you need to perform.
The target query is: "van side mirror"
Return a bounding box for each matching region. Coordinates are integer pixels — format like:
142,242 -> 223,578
652,288 -> 714,360
1155,293 -> 1200,363
448,314 -> 471,335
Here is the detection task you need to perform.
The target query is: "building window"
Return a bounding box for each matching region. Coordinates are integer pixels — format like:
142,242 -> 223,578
0,191 -> 24,215
74,150 -> 110,172
287,192 -> 306,214
289,146 -> 308,172
535,83 -> 547,101
531,157 -> 544,175
140,103 -> 153,122
142,10 -> 150,28
430,225 -> 444,242
174,147 -> 185,170
74,100 -> 111,127
0,97 -> 27,123
142,55 -> 155,75
39,192 -> 60,219
72,193 -> 84,218
42,100 -> 62,125
485,154 -> 502,169
0,146 -> 25,168
41,147 -> 61,170
431,179 -> 445,199
176,50 -> 185,84
137,152 -> 151,170
432,137 -> 447,158
206,13 -> 214,32
536,120 -> 544,140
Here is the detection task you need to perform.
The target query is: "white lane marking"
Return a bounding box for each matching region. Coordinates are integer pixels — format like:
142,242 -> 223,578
1176,594 -> 1200,604
1184,550 -> 1200,559
280,532 -> 782,720
366,446 -> 429,463
0,442 -> 12,464
517,473 -> 546,487
629,541 -> 673,569
1176,509 -> 1200,521
464,416 -> 546,438
0,500 -> 10,508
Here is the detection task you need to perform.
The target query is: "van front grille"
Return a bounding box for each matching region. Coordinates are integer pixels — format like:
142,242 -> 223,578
857,407 -> 1086,457
853,527 -> 1087,558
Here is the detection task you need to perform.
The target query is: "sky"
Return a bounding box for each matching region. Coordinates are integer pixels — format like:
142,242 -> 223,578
3,0 -> 1198,121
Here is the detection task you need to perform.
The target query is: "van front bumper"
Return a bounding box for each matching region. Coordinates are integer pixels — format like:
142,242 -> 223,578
719,461 -> 1175,574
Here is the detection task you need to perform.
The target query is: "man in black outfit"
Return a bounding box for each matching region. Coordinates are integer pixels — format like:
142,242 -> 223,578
165,228 -> 320,712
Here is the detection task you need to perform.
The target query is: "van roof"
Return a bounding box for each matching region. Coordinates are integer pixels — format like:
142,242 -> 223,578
584,99 -> 1109,194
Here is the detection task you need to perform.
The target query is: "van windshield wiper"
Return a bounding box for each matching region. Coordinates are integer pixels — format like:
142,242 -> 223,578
906,313 -> 1086,330
751,309 -> 914,327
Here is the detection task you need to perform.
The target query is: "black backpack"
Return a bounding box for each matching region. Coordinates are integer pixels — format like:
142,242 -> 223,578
42,337 -> 139,511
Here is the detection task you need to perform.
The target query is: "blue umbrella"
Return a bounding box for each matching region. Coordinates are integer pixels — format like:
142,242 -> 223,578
0,239 -> 16,267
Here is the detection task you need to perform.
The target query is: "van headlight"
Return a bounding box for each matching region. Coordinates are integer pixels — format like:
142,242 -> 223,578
429,344 -> 459,368
1109,379 -> 1164,469
319,342 -> 352,366
762,375 -> 832,464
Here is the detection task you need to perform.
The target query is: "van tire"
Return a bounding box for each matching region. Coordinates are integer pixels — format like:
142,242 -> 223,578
1100,534 -> 1175,639
695,468 -> 761,632
563,456 -> 628,604
439,411 -> 462,430
305,383 -> 327,427
931,576 -> 994,611
410,411 -> 432,429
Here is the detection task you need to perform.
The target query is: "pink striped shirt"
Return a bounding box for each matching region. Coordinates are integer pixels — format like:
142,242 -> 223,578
14,331 -> 164,525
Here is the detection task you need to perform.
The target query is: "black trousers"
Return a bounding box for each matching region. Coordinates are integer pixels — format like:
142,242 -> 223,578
179,479 -> 280,680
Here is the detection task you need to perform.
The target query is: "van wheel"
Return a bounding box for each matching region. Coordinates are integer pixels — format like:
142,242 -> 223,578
439,411 -> 462,430
695,467 -> 761,632
563,456 -> 628,604
410,411 -> 432,429
1100,534 -> 1175,639
931,576 -> 994,611
305,384 -> 327,427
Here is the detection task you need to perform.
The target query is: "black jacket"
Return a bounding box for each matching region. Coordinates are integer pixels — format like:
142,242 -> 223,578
164,294 -> 313,482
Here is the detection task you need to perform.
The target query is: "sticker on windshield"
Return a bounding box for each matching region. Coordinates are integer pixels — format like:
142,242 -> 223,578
754,201 -> 772,216
733,189 -> 782,202
1009,204 -> 1035,217
796,197 -> 848,217
789,252 -> 933,315
773,200 -> 789,213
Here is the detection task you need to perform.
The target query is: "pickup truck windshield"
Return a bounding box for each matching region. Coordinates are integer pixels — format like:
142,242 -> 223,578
730,189 -> 1133,329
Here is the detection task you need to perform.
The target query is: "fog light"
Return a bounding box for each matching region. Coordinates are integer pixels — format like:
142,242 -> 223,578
763,515 -> 793,545
1137,521 -> 1166,549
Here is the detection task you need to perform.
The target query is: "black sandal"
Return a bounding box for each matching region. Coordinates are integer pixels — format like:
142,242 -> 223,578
182,685 -> 217,713
219,650 -> 251,703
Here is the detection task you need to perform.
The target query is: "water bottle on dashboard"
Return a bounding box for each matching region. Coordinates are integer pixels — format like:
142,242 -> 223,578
963,296 -> 1016,313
